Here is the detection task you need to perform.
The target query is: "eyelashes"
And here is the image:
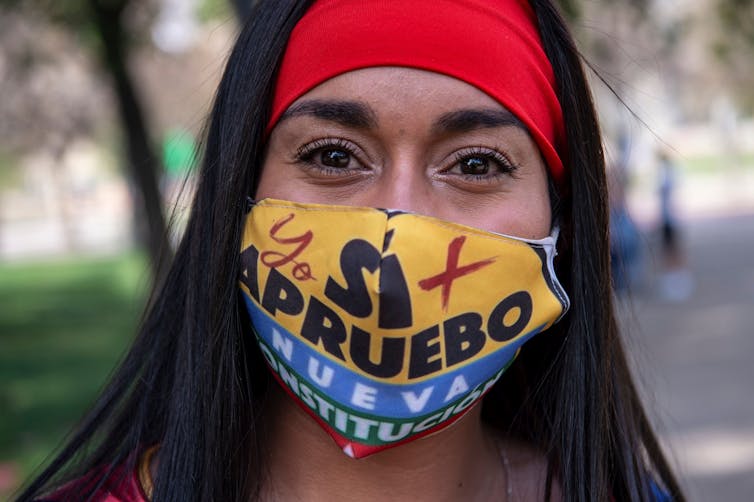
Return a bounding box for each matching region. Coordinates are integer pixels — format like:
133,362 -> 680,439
294,138 -> 367,176
451,147 -> 520,180
295,138 -> 353,163
293,137 -> 519,183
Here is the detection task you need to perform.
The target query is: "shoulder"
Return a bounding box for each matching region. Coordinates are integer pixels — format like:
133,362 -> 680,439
501,437 -> 563,502
37,461 -> 148,502
500,437 -> 674,502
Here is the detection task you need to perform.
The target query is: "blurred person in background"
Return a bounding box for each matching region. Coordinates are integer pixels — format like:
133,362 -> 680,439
656,149 -> 693,302
608,163 -> 642,294
18,0 -> 684,500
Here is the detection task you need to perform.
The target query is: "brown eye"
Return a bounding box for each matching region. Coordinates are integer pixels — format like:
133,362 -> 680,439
460,156 -> 489,175
321,148 -> 350,168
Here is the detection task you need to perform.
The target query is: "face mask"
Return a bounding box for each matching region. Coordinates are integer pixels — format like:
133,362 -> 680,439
238,198 -> 569,459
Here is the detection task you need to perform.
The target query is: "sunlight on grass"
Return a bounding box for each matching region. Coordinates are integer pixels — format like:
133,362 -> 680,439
0,253 -> 149,495
682,152 -> 754,173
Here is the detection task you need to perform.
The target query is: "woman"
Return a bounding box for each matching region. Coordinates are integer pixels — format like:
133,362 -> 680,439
19,0 -> 685,500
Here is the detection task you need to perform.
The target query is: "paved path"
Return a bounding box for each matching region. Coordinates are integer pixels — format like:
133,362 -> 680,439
620,212 -> 754,501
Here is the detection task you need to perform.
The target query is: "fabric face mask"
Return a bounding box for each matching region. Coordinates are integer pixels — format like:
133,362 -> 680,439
238,198 -> 569,458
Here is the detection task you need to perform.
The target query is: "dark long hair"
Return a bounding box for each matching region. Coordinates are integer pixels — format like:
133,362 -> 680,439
18,1 -> 684,500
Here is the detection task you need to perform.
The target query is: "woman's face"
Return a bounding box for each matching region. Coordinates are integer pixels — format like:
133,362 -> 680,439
258,67 -> 551,239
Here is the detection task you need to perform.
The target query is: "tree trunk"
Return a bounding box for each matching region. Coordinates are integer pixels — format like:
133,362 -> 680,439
88,0 -> 170,281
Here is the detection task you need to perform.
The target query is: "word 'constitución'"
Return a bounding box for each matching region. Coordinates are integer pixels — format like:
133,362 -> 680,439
259,338 -> 506,446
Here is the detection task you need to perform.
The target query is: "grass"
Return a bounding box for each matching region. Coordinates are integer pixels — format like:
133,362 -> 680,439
681,152 -> 754,174
0,253 -> 149,497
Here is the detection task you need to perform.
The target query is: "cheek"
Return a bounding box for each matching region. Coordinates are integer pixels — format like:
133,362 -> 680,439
254,158 -> 276,199
255,151 -> 299,201
494,177 -> 552,240
493,198 -> 551,239
522,195 -> 552,239
255,136 -> 303,200
528,188 -> 553,239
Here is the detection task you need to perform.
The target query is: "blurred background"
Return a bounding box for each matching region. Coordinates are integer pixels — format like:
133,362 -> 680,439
0,0 -> 752,499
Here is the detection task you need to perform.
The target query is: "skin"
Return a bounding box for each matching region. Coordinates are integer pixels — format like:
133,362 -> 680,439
254,67 -> 560,501
257,67 -> 551,240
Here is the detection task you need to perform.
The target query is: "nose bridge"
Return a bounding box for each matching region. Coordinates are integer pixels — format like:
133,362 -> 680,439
371,153 -> 431,213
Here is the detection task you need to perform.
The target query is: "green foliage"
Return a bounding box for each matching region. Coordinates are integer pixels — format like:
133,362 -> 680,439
684,153 -> 754,173
28,0 -> 93,26
555,0 -> 648,21
555,0 -> 581,20
199,0 -> 232,22
717,0 -> 754,46
3,0 -> 100,46
0,253 -> 148,491
714,0 -> 754,112
0,149 -> 21,188
0,1 -> 121,71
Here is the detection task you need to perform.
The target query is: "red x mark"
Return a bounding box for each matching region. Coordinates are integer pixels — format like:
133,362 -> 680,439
418,236 -> 495,311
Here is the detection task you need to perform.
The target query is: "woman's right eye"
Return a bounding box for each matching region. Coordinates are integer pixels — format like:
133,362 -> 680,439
319,148 -> 351,168
295,138 -> 365,175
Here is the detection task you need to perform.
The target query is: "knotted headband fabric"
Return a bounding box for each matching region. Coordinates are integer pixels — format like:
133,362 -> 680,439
268,0 -> 566,183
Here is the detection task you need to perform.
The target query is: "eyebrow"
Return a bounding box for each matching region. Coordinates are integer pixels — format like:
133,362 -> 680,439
278,99 -> 526,135
278,99 -> 378,129
432,108 -> 526,135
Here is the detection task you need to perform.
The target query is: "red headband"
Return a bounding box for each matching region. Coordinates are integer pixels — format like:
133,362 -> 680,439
269,0 -> 566,182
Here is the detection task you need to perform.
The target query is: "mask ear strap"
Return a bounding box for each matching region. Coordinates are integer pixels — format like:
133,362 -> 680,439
550,225 -> 560,254
244,196 -> 255,214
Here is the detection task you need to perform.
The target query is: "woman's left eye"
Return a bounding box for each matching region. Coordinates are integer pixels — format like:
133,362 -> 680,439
459,156 -> 491,175
449,148 -> 518,181
320,148 -> 351,168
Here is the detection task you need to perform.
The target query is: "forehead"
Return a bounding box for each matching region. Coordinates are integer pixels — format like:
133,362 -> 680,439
285,67 -> 507,119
